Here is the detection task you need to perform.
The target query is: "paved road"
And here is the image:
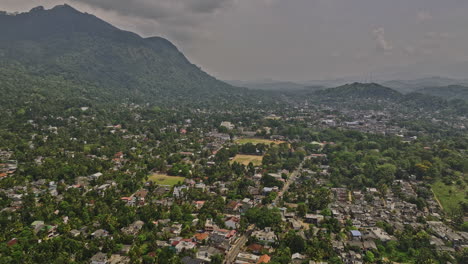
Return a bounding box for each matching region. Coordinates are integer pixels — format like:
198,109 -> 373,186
224,157 -> 308,263
224,225 -> 254,264
274,157 -> 308,204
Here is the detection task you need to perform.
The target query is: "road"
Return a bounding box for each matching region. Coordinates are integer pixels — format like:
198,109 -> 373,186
273,157 -> 308,204
224,157 -> 308,263
224,225 -> 254,264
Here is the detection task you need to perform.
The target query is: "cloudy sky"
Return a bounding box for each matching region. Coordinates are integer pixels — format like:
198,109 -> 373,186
1,0 -> 468,81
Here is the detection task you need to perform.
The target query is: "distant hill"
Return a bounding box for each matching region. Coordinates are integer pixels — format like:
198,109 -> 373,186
303,79 -> 352,88
416,85 -> 468,101
300,82 -> 467,114
315,83 -> 402,100
366,60 -> 468,81
0,5 -> 249,107
382,77 -> 468,93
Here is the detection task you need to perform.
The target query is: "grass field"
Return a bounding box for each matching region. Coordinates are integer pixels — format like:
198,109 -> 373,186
235,138 -> 286,145
148,174 -> 185,186
231,154 -> 263,166
432,181 -> 467,213
84,144 -> 99,152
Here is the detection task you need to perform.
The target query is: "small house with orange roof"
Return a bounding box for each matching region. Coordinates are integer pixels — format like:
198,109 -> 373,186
257,254 -> 271,264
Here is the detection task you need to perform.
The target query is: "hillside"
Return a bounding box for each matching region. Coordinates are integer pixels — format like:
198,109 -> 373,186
0,5 -> 248,107
416,85 -> 468,101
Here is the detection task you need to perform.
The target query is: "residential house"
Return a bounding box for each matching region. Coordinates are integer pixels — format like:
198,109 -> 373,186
133,189 -> 148,206
205,218 -> 216,232
350,230 -> 362,241
252,228 -> 277,244
305,214 -> 324,225
175,240 -> 196,253
91,229 -> 110,239
121,221 -> 144,236
247,243 -> 264,254
193,232 -> 209,243
257,254 -> 271,264
196,246 -> 223,262
225,216 -> 240,230
90,252 -> 108,264
226,201 -> 242,213
193,201 -> 206,210
236,253 -> 260,263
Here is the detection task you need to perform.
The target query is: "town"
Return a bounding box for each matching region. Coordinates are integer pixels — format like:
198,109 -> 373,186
1,102 -> 467,264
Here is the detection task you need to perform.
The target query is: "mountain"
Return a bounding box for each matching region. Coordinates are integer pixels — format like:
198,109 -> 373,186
415,85 -> 468,101
225,79 -> 308,91
315,83 -> 402,100
0,5 -> 248,107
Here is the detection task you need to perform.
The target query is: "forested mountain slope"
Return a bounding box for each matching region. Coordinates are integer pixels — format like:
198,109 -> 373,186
0,5 -> 250,107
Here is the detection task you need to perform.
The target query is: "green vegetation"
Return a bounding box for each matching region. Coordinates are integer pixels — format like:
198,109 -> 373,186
432,181 -> 468,213
245,207 -> 282,229
147,174 -> 186,186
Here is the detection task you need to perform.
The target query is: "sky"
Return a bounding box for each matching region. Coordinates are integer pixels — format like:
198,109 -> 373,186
1,0 -> 468,81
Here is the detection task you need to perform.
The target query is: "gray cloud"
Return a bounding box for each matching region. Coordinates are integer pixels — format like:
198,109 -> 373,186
373,27 -> 393,53
417,10 -> 432,22
186,0 -> 233,13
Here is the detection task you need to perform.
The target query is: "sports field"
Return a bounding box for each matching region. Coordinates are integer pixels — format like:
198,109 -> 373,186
235,138 -> 286,145
148,174 -> 185,186
231,154 -> 263,166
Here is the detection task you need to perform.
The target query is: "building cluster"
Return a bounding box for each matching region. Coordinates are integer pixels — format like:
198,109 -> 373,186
1,106 -> 466,264
0,150 -> 16,179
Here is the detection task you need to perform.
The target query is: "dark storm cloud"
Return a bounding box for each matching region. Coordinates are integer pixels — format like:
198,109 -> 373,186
71,0 -> 232,21
67,0 -> 235,41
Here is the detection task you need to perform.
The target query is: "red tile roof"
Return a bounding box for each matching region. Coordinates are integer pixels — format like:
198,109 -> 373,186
7,238 -> 18,247
257,255 -> 271,264
247,243 -> 263,252
194,233 -> 209,240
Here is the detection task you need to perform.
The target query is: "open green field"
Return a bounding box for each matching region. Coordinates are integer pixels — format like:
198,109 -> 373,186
235,138 -> 286,145
84,144 -> 99,152
148,174 -> 185,186
231,154 -> 263,166
432,181 -> 467,213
